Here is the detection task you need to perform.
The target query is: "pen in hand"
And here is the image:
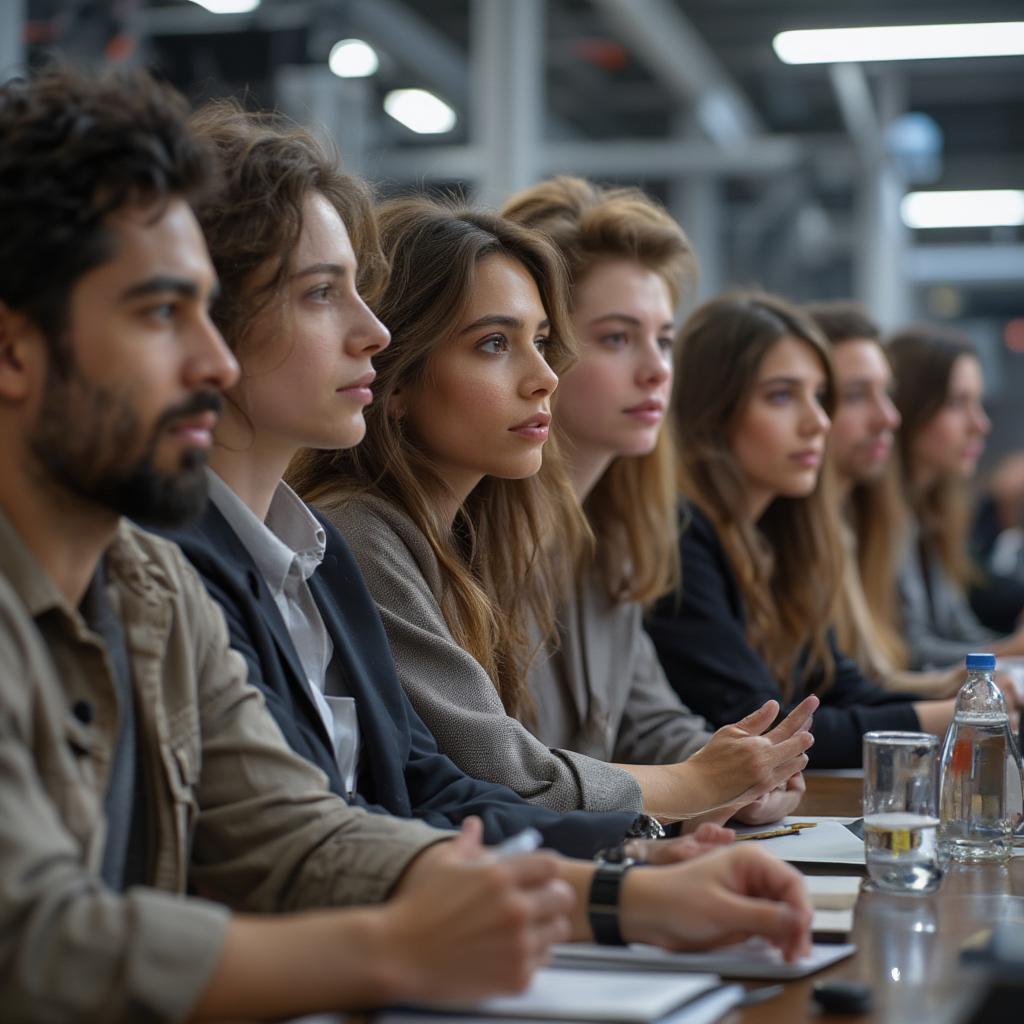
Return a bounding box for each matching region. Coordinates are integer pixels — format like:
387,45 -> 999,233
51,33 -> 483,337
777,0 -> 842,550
492,827 -> 544,860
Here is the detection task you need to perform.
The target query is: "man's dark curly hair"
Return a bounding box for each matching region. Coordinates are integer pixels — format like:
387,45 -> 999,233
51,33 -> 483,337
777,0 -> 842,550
0,64 -> 215,365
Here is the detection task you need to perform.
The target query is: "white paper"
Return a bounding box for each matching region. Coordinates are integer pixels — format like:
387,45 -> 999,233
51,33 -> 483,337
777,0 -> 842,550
461,969 -> 722,1022
551,939 -> 856,980
732,816 -> 866,865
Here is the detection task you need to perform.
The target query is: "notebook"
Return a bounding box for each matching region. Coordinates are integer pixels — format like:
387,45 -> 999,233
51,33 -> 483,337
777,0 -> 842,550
551,939 -> 856,980
376,969 -> 742,1024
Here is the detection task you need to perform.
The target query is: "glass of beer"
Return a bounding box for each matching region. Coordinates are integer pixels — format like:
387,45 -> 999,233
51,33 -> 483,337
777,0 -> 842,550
864,731 -> 942,893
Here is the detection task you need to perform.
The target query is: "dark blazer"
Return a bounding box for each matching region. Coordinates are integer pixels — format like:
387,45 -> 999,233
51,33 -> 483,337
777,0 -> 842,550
645,505 -> 921,769
155,500 -> 635,858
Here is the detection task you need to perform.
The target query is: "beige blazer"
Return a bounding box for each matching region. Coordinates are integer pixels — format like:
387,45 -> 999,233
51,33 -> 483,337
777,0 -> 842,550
530,571 -> 712,764
319,492 -> 645,814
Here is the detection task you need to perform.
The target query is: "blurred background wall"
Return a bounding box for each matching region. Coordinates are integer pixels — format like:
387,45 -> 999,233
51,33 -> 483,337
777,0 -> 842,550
5,0 -> 1022,467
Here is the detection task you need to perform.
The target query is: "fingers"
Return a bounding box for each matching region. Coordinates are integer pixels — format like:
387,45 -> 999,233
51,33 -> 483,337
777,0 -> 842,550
724,848 -> 813,961
717,891 -> 811,962
768,729 -> 814,768
768,695 -> 819,742
451,815 -> 484,856
784,772 -> 807,793
498,850 -> 563,888
734,700 -> 780,737
692,822 -> 736,845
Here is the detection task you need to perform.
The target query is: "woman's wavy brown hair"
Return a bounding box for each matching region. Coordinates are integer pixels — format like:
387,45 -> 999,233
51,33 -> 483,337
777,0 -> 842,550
188,98 -> 386,360
888,325 -> 980,588
503,176 -> 698,605
673,291 -> 842,698
805,301 -> 908,670
289,196 -> 587,719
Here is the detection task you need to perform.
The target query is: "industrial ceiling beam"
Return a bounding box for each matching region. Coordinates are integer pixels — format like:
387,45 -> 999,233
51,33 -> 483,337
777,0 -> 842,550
369,134 -> 831,183
589,0 -> 762,145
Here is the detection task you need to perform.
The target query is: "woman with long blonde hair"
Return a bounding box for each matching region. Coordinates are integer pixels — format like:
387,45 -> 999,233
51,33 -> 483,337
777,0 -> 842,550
292,197 -> 816,824
505,177 -> 814,824
647,291 -> 953,767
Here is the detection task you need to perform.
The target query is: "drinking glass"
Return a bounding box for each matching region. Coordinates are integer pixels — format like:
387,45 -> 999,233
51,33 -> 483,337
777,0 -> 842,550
863,731 -> 942,893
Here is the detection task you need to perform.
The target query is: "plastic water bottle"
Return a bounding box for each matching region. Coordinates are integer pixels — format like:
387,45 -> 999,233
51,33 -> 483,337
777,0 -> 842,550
937,653 -> 1024,862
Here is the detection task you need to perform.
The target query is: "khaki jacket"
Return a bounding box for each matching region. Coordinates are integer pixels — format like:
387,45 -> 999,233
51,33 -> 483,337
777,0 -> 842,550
0,511 -> 444,1023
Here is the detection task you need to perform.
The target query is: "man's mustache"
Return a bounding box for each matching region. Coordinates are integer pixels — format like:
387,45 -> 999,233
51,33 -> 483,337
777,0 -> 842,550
155,390 -> 224,434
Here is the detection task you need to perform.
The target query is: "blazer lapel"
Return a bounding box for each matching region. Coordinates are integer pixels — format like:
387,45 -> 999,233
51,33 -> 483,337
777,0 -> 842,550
200,504 -> 334,752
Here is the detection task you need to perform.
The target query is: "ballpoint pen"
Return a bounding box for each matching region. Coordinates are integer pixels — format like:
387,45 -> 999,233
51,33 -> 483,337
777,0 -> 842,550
734,822 -> 818,842
492,827 -> 544,859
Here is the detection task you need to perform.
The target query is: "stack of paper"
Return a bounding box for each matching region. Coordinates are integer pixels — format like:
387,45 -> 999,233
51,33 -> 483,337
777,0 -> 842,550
805,875 -> 862,939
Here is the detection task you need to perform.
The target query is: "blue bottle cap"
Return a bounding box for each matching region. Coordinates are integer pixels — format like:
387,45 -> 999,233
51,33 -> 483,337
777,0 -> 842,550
965,652 -> 996,670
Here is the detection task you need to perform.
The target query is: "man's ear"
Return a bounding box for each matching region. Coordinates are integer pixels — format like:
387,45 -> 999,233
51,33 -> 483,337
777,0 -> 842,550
0,302 -> 44,403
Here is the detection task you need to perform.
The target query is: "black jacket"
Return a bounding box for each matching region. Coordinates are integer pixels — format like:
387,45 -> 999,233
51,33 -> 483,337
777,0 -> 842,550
155,500 -> 635,858
645,505 -> 921,768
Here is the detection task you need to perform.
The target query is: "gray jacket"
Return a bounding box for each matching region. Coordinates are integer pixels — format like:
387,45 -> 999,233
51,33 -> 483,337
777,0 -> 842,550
320,492 -> 644,814
530,569 -> 711,765
898,516 -> 998,669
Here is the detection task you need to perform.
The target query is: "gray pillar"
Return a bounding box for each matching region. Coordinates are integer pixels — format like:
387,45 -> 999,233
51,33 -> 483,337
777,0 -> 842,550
470,0 -> 544,208
274,65 -> 372,177
671,175 -> 723,305
1,0 -> 25,82
854,71 -> 910,330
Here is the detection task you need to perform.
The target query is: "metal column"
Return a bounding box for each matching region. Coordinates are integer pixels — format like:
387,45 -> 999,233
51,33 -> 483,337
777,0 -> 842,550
671,176 -> 724,306
274,65 -> 372,177
852,71 -> 911,330
1,0 -> 25,82
470,0 -> 544,208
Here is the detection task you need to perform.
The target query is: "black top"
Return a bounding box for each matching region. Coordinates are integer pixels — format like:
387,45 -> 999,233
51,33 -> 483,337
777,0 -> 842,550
154,500 -> 636,859
645,505 -> 921,769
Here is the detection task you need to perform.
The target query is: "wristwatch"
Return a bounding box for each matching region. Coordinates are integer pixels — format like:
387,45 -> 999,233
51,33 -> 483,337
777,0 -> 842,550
588,861 -> 631,946
594,813 -> 666,865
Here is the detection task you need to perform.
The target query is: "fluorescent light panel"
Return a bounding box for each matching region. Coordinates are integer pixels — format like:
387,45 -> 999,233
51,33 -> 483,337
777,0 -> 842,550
901,190 -> 1024,230
774,22 -> 1024,64
188,0 -> 260,13
328,39 -> 379,79
384,89 -> 457,134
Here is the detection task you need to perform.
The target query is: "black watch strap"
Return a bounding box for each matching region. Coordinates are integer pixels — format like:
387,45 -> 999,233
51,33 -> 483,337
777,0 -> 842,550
588,862 -> 631,946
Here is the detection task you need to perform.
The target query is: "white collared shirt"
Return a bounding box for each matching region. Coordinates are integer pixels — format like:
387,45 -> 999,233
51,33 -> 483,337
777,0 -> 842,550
206,469 -> 360,797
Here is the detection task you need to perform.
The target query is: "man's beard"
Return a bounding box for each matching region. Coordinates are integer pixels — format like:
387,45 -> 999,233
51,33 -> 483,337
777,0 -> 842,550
27,359 -> 223,527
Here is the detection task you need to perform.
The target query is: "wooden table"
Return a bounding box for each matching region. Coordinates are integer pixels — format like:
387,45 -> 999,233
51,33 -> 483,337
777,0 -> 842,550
734,770 -> 1024,1023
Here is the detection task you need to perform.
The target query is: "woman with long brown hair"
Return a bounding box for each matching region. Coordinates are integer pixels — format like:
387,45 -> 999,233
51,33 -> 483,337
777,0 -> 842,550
647,291 -> 953,767
505,176 -> 814,823
291,197 -> 815,824
889,325 -> 1024,668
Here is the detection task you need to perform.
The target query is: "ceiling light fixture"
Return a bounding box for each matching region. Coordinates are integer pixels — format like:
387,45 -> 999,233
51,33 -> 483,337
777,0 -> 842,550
900,190 -> 1024,229
328,38 -> 379,78
773,22 -> 1024,64
187,0 -> 261,14
383,89 -> 457,134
